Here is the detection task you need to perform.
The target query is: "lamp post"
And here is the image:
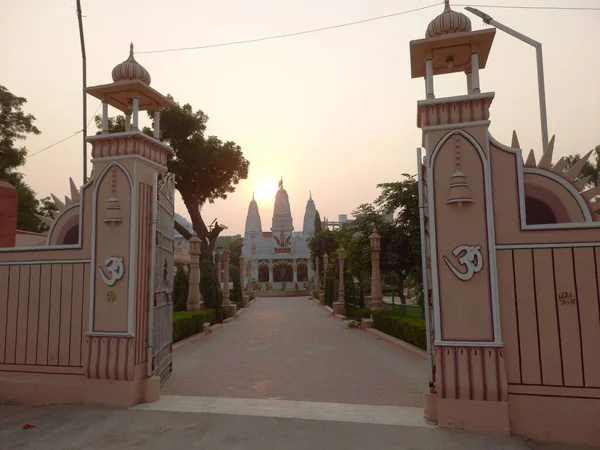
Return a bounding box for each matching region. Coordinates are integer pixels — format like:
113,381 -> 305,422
369,228 -> 384,311
465,7 -> 549,151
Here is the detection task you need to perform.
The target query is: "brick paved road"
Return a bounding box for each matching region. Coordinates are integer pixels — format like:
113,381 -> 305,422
163,297 -> 428,407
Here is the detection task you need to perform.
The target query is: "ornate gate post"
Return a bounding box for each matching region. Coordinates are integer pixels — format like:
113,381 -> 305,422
240,256 -> 248,307
410,2 -> 508,434
221,249 -> 236,318
186,234 -> 203,311
246,259 -> 253,293
369,229 -> 384,311
83,43 -> 176,405
333,247 -> 346,315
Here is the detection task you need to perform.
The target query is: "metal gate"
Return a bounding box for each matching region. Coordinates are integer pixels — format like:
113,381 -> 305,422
148,172 -> 175,383
417,147 -> 436,391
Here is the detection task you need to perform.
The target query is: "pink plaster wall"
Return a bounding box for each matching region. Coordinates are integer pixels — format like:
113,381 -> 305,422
0,150 -> 165,407
0,181 -> 17,248
423,127 -> 600,446
15,230 -> 47,247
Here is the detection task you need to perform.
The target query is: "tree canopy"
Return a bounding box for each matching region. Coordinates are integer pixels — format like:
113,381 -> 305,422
96,96 -> 249,259
0,85 -> 56,233
309,174 -> 420,303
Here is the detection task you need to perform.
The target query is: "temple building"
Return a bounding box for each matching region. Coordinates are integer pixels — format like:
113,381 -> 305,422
242,178 -> 316,292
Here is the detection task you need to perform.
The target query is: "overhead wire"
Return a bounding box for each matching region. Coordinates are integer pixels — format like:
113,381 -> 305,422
454,4 -> 600,11
28,102 -> 101,159
28,2 -> 599,155
137,2 -> 600,55
136,2 -> 444,54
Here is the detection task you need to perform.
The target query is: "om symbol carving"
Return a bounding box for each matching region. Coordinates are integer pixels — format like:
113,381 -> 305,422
99,256 -> 125,286
443,245 -> 483,281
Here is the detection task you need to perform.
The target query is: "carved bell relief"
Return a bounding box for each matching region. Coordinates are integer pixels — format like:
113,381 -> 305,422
104,166 -> 123,224
446,133 -> 473,208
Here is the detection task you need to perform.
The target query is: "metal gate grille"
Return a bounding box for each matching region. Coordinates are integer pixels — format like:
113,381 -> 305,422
149,172 -> 175,384
417,148 -> 435,390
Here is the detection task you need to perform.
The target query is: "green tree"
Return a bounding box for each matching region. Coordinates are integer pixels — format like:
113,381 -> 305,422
96,98 -> 249,261
0,85 -> 56,233
374,175 -> 422,286
314,210 -> 322,233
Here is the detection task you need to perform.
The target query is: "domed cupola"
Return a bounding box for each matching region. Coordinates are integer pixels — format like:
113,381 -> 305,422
426,0 -> 471,38
111,43 -> 151,85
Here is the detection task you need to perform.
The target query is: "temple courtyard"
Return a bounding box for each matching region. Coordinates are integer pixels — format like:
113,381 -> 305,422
0,298 -> 593,449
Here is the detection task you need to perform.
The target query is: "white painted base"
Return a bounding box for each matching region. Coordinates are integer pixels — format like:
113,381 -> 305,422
134,395 -> 433,428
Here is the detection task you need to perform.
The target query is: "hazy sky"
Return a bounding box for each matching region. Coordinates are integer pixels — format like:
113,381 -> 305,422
2,0 -> 599,235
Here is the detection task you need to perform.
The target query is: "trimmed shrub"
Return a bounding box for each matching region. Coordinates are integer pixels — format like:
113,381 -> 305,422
172,309 -> 216,343
345,305 -> 371,321
372,310 -> 427,350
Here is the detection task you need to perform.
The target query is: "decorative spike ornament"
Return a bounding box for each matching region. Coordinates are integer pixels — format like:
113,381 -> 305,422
582,185 -> 600,201
69,178 -> 80,203
551,157 -> 565,174
574,175 -> 592,191
511,130 -> 520,149
64,195 -> 72,206
35,214 -> 54,227
537,135 -> 555,170
525,150 -> 537,168
51,194 -> 65,211
563,150 -> 593,182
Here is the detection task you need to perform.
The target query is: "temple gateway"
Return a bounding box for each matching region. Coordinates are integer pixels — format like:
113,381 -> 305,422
242,178 -> 317,292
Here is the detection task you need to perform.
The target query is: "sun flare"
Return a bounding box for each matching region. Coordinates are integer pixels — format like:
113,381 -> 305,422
254,179 -> 279,202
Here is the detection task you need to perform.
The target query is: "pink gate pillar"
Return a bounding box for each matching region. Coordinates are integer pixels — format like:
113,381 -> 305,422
0,44 -> 175,408
410,3 -> 509,434
83,44 -> 175,406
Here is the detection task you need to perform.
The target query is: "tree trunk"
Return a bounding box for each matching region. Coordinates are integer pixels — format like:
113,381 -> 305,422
397,275 -> 406,304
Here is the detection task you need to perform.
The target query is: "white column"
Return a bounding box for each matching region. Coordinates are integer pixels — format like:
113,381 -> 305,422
470,52 -> 481,93
425,59 -> 434,99
293,259 -> 298,283
125,114 -> 131,131
101,102 -> 109,134
153,110 -> 161,138
268,260 -> 273,283
132,97 -> 139,129
466,72 -> 473,95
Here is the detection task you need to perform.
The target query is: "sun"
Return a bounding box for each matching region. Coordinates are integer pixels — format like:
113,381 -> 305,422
254,179 -> 278,202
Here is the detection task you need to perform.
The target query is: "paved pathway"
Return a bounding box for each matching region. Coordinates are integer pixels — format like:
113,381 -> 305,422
163,297 -> 428,407
1,404 -> 591,450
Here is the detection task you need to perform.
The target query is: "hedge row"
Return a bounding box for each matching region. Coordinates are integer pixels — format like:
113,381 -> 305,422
172,309 -> 216,343
372,310 -> 427,350
345,305 -> 372,322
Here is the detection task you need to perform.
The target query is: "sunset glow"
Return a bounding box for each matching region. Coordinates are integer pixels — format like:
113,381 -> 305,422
254,179 -> 279,202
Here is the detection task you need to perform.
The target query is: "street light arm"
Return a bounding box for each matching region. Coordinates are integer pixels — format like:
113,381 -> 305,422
464,6 -> 549,150
464,6 -> 493,24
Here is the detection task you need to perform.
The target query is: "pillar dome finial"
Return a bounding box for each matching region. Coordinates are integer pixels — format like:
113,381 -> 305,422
425,0 -> 471,38
111,42 -> 152,85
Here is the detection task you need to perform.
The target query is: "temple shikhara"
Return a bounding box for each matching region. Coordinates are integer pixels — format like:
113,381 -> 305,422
242,178 -> 316,292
